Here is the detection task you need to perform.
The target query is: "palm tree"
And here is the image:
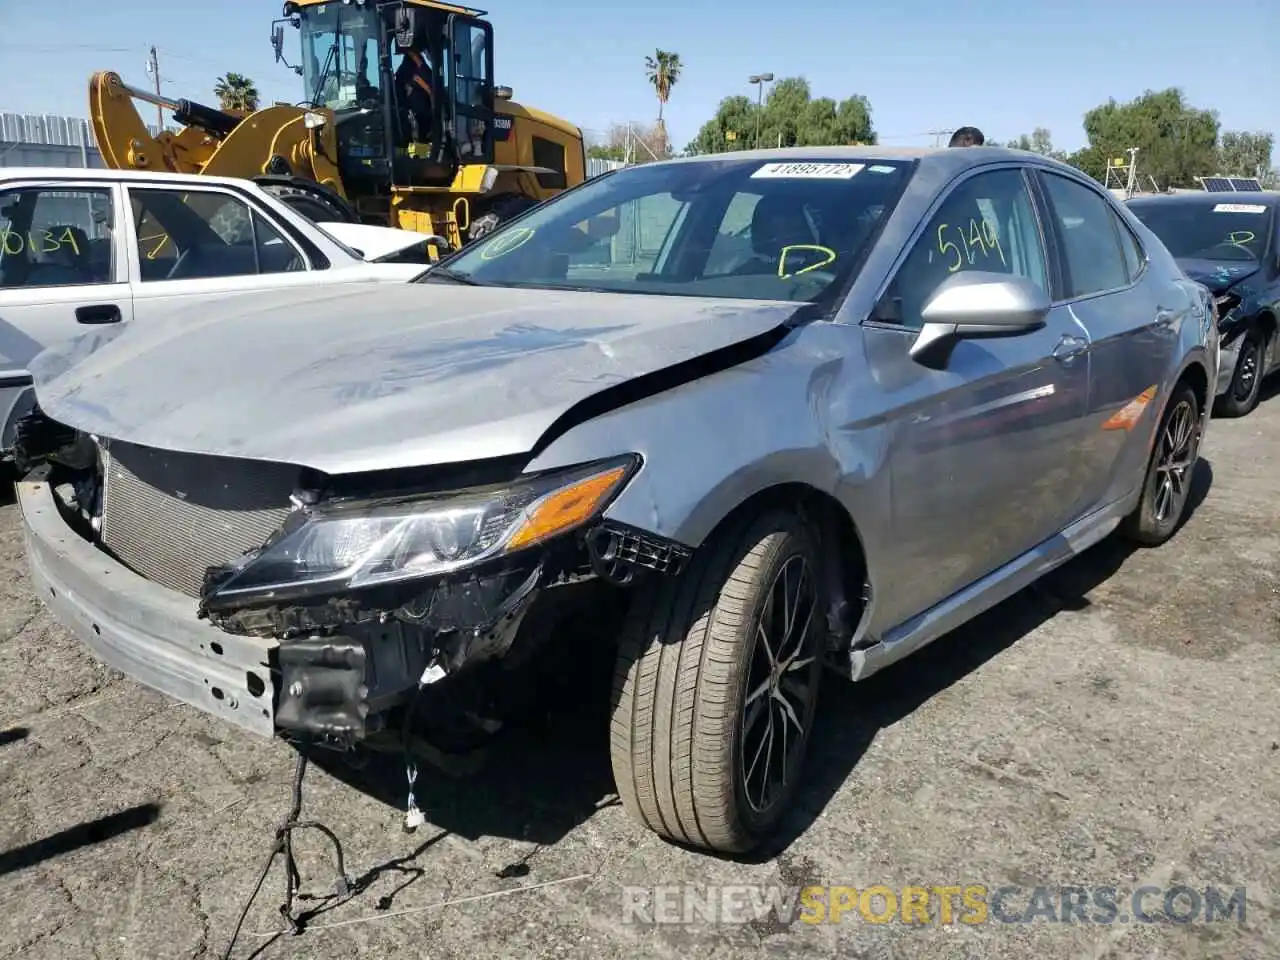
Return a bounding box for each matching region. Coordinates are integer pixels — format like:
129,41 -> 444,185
644,50 -> 682,131
214,73 -> 260,113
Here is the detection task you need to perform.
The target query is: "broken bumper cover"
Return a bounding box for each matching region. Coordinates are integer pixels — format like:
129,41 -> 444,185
19,477 -> 279,737
1214,330 -> 1242,396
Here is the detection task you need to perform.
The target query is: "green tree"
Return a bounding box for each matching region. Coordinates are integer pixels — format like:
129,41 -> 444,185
1069,88 -> 1219,189
586,122 -> 667,163
1217,130 -> 1275,182
1005,127 -> 1066,160
587,143 -> 625,162
645,50 -> 682,152
214,73 -> 260,112
685,77 -> 876,155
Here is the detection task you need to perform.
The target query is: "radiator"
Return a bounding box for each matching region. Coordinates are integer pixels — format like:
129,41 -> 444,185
99,440 -> 299,598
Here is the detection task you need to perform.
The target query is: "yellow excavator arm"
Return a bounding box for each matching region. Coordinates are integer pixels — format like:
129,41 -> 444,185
88,71 -> 348,201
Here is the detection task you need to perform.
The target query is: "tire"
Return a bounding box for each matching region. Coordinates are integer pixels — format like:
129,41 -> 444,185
259,181 -> 360,225
466,195 -> 539,243
1118,382 -> 1202,547
1214,324 -> 1265,418
610,508 -> 826,854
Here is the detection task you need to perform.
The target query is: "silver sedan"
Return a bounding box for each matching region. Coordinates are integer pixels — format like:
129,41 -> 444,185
18,145 -> 1218,856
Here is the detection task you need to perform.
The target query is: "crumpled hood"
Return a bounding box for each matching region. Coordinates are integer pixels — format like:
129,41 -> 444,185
31,283 -> 798,474
1178,258 -> 1259,294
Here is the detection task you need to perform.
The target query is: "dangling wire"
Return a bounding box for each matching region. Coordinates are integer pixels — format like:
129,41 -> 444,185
220,749 -> 356,960
404,758 -> 425,832
401,658 -> 444,833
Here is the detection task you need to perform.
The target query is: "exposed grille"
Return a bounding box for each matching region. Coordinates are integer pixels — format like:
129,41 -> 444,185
99,440 -> 299,598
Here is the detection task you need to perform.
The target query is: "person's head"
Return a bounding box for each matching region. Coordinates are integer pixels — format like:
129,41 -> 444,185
948,126 -> 985,148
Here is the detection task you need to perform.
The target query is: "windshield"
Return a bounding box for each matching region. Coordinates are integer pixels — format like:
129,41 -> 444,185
299,4 -> 383,110
432,157 -> 916,302
1129,200 -> 1274,262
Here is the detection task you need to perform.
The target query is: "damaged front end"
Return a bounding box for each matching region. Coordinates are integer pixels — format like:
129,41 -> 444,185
17,408 -> 692,757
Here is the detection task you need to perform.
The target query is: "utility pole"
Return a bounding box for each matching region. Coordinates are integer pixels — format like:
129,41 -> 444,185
1125,147 -> 1139,198
748,72 -> 773,149
146,46 -> 163,132
926,128 -> 951,147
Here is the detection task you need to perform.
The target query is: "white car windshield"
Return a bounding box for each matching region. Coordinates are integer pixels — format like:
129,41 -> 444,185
428,156 -> 916,302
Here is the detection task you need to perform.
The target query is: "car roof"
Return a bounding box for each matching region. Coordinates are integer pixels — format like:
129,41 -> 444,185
0,166 -> 263,189
653,144 -> 1081,178
1127,191 -> 1280,209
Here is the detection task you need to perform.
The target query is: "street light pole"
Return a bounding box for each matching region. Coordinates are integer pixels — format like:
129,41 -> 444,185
748,72 -> 773,149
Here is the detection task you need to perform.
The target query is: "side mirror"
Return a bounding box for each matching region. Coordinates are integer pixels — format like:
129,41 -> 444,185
271,24 -> 285,62
908,271 -> 1050,369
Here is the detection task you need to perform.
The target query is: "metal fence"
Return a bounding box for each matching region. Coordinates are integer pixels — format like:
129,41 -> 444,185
0,112 -> 145,169
587,156 -> 626,179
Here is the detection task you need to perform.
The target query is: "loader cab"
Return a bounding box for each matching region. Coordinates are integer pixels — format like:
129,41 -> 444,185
279,0 -> 496,195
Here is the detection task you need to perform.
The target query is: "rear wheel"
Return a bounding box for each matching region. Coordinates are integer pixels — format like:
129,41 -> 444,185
1215,324 -> 1265,418
1118,382 -> 1202,546
610,508 -> 825,854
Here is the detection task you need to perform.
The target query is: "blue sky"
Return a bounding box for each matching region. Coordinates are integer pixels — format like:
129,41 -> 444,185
1,0 -> 1275,164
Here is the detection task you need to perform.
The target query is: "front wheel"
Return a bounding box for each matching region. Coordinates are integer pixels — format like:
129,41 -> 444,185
1118,382 -> 1202,546
1215,325 -> 1265,418
610,508 -> 825,854
259,181 -> 361,225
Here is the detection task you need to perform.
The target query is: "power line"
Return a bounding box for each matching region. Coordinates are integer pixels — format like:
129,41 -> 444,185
875,130 -> 951,144
0,42 -> 135,53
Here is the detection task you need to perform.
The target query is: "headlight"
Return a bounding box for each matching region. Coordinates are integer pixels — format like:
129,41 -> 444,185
205,455 -> 639,603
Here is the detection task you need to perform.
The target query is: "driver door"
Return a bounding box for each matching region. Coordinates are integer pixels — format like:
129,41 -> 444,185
447,15 -> 495,164
862,165 -> 1093,627
124,184 -> 318,324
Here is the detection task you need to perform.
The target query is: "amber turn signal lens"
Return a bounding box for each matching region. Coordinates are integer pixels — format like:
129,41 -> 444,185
507,465 -> 630,550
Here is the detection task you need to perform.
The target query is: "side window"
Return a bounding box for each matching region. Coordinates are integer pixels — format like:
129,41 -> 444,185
879,169 -> 1047,330
562,192 -> 688,274
130,189 -> 304,281
1113,212 -> 1145,282
532,136 -> 567,190
451,21 -> 490,160
1040,173 -> 1128,298
0,186 -> 114,289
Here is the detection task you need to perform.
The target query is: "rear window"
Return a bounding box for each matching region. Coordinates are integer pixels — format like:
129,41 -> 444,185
1128,200 -> 1273,263
433,157 -> 916,303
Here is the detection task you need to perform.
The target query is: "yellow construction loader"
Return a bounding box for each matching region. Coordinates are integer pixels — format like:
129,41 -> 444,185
88,0 -> 587,252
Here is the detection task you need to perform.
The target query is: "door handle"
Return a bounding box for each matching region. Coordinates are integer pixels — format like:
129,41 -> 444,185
75,304 -> 122,325
1052,334 -> 1088,363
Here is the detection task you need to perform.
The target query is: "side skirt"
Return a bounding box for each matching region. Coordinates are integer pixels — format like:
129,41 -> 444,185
844,491 -> 1140,682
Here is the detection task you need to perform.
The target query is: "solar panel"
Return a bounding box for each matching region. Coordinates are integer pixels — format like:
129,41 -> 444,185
1200,177 -> 1235,192
1228,177 -> 1263,191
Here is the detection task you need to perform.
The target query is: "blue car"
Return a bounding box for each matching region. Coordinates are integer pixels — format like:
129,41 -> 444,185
1128,191 -> 1280,416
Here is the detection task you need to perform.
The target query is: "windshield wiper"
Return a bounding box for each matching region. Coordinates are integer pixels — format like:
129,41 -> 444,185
421,267 -> 483,285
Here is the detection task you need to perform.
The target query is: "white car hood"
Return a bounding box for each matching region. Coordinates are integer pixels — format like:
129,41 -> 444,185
317,221 -> 430,262
30,283 -> 799,475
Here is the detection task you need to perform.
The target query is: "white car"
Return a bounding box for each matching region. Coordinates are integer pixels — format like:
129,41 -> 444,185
0,167 -> 432,452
